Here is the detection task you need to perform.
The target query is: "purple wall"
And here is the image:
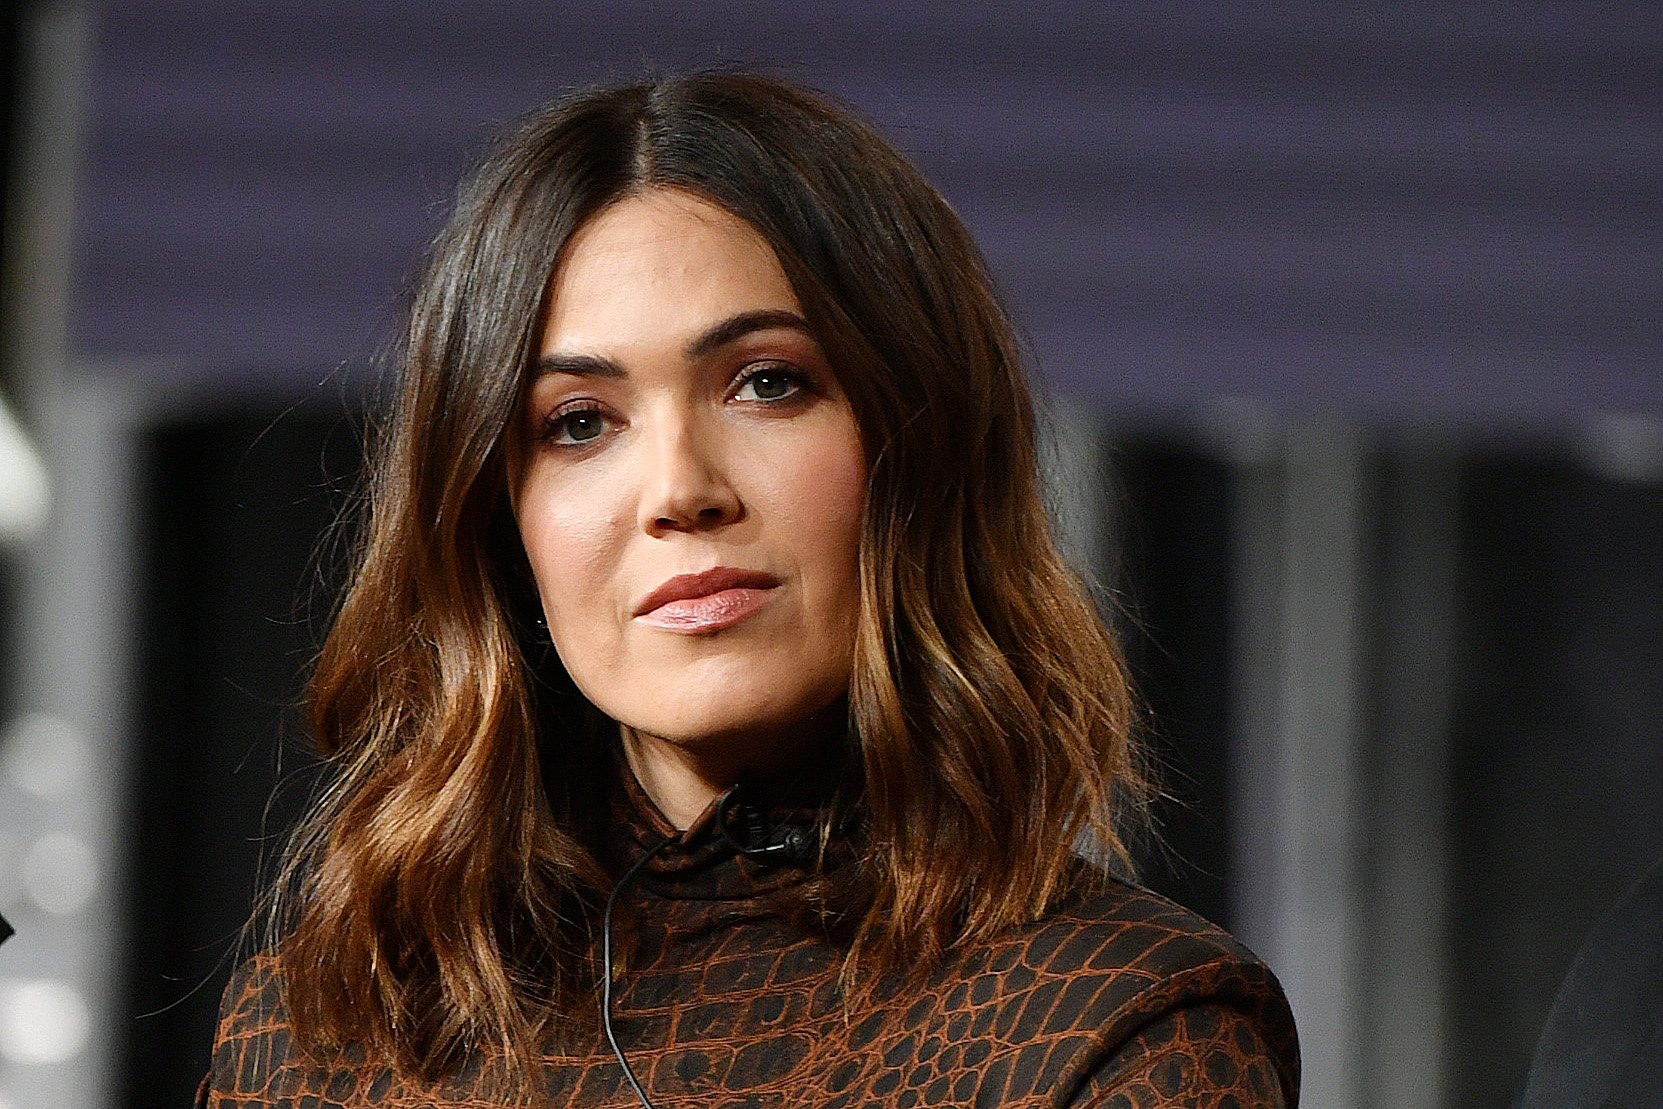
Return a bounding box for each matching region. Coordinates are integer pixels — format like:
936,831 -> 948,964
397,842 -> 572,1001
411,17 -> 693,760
71,1 -> 1663,426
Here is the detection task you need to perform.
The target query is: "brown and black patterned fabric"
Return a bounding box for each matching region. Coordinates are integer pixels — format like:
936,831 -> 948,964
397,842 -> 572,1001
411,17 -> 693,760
200,772 -> 1299,1107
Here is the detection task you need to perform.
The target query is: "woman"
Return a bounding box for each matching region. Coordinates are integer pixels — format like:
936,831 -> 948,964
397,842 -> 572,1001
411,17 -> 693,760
199,72 -> 1299,1107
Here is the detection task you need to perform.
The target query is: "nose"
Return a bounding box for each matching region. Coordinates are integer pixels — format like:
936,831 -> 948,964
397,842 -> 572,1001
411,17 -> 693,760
638,414 -> 743,536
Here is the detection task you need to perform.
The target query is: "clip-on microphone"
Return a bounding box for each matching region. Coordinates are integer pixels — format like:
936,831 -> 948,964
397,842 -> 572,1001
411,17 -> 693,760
715,780 -> 815,866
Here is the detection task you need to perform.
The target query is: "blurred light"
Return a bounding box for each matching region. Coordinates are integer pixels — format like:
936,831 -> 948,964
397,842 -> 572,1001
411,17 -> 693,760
0,714 -> 86,798
0,979 -> 90,1064
23,834 -> 97,916
1581,412 -> 1663,485
0,391 -> 50,547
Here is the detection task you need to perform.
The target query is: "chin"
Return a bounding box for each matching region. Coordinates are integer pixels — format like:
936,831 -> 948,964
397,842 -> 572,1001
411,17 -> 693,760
608,677 -> 847,750
620,704 -> 812,749
609,636 -> 830,715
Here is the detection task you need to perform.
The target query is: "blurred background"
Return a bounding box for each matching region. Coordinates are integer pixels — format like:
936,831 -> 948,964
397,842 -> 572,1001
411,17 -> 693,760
1,2 -> 1660,1106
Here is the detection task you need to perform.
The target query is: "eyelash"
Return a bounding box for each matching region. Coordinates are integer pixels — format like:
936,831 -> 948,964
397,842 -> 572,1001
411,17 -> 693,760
536,363 -> 813,448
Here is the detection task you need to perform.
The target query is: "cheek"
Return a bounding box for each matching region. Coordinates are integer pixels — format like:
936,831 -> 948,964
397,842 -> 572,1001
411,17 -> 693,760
821,421 -> 868,538
516,474 -> 625,626
800,433 -> 866,698
776,421 -> 867,600
817,449 -> 868,568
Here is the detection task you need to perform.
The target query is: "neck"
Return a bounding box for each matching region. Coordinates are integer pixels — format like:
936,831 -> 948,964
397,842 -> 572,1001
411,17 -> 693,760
619,732 -> 729,829
618,704 -> 848,830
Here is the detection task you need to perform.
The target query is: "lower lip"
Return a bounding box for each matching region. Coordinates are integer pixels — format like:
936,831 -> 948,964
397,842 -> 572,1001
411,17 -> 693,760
636,587 -> 776,633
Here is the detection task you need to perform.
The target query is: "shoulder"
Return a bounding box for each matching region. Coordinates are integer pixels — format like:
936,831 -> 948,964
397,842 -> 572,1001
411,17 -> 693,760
200,954 -> 385,1108
1016,880 -> 1291,1019
947,879 -> 1300,1105
203,954 -> 297,1103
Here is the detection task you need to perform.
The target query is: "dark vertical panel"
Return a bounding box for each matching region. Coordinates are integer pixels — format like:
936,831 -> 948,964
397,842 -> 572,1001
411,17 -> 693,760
119,404 -> 357,1107
0,0 -> 29,286
1112,438 -> 1236,929
1,0 -> 40,710
1447,454 -> 1663,1107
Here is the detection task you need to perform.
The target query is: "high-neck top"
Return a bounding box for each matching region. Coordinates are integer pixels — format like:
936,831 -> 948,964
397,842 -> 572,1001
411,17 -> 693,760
200,769 -> 1300,1107
598,756 -> 854,903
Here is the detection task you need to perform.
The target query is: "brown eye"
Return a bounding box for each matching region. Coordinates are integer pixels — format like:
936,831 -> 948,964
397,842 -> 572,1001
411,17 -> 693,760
735,366 -> 804,402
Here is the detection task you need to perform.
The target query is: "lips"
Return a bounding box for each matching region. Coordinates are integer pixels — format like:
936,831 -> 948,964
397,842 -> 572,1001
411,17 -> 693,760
633,567 -> 781,632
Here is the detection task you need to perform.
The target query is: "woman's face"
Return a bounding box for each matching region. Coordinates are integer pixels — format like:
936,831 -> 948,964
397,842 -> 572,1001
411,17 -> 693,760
516,189 -> 867,764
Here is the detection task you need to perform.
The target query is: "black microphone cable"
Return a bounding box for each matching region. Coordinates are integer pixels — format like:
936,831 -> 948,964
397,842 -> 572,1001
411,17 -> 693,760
601,832 -> 676,1109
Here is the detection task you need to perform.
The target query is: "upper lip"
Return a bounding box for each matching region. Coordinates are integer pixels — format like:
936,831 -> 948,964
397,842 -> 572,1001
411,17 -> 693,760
633,566 -> 781,617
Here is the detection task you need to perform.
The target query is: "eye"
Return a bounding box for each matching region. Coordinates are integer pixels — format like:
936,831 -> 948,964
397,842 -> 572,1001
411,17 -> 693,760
541,403 -> 610,446
733,364 -> 806,403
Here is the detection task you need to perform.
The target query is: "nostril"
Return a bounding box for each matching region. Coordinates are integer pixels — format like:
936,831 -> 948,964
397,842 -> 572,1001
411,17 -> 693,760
688,502 -> 739,529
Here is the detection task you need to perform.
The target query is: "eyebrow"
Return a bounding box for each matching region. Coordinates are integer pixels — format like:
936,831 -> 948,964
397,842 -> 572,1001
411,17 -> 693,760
533,309 -> 815,378
684,309 -> 814,359
532,351 -> 625,379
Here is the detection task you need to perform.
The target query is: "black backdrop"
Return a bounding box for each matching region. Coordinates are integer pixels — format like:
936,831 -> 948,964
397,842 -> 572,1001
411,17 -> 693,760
121,403 -> 1663,1107
122,405 -> 350,1101
121,407 -> 1250,1103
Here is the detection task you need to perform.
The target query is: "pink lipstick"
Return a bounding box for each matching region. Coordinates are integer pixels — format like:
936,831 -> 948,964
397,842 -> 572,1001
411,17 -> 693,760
634,567 -> 780,633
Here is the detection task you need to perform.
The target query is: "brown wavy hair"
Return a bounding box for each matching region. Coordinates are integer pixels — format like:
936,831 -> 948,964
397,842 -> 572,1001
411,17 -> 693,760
275,71 -> 1147,1085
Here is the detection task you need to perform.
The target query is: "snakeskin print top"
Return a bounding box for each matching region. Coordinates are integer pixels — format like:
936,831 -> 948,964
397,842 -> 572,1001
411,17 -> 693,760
199,771 -> 1300,1107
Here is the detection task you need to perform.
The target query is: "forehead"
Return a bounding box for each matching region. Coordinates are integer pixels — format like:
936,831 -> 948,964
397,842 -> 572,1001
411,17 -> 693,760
540,189 -> 802,352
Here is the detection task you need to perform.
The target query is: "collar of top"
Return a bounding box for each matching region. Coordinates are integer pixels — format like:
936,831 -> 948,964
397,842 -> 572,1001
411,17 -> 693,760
603,751 -> 856,902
